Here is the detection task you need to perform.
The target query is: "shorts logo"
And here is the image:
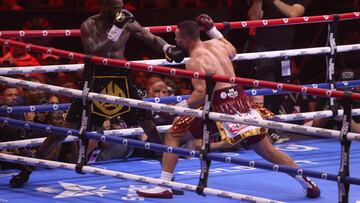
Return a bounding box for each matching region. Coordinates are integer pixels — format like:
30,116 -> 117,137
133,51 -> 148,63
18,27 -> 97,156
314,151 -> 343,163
227,88 -> 238,99
225,122 -> 246,135
92,76 -> 130,119
219,88 -> 239,100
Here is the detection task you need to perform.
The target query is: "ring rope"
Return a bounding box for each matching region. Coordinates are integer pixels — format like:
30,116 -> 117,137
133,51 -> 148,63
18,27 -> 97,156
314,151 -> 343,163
3,102 -> 360,150
132,44 -> 360,66
0,12 -> 358,38
0,153 -> 282,203
1,63 -> 360,97
0,43 -> 358,70
0,125 -> 172,150
1,116 -> 360,186
273,108 -> 360,121
0,64 -> 84,75
0,136 -> 78,150
1,39 -> 359,100
1,77 -> 360,141
2,100 -> 360,123
248,80 -> 360,96
0,103 -> 70,114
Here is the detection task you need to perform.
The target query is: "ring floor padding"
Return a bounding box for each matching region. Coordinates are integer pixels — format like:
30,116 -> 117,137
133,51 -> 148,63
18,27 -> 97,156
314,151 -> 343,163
0,139 -> 359,203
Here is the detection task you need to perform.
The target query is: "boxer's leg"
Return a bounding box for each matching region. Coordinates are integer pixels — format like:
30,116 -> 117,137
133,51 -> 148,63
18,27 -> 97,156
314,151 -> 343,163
137,128 -> 192,199
250,135 -> 321,198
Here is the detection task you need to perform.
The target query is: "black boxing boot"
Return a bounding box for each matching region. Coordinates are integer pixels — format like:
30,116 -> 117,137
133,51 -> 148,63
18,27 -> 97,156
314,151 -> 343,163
9,165 -> 34,188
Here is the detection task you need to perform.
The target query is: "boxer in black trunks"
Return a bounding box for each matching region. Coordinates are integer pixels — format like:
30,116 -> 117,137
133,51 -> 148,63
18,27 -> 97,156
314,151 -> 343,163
137,15 -> 320,199
9,0 -> 184,188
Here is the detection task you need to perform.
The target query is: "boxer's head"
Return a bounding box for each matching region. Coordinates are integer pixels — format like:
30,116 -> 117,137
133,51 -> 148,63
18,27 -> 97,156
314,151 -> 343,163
175,20 -> 200,53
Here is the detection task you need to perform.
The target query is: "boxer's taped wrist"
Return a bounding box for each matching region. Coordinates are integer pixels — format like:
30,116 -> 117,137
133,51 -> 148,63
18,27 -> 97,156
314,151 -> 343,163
108,25 -> 123,42
162,44 -> 171,53
206,27 -> 223,39
176,100 -> 189,108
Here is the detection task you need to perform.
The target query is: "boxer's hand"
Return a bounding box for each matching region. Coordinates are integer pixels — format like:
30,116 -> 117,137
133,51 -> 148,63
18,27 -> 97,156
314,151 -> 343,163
196,14 -> 215,30
108,9 -> 134,41
113,9 -> 134,29
163,44 -> 185,63
196,14 -> 223,39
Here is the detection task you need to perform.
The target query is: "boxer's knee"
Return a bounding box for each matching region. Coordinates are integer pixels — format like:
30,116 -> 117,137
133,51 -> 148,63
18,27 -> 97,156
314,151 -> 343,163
164,128 -> 186,146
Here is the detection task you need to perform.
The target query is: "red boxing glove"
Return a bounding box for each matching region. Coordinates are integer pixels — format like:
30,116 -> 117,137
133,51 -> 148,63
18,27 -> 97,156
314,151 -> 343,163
196,14 -> 223,39
196,14 -> 214,30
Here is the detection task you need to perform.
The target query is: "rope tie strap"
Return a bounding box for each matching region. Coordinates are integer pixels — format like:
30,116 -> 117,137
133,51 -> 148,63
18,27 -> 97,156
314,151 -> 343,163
196,73 -> 215,196
337,91 -> 352,203
221,21 -> 231,38
327,14 -> 340,118
76,56 -> 93,174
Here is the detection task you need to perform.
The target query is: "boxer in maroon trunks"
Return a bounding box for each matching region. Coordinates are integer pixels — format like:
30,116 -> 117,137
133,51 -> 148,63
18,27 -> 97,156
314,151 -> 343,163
137,15 -> 320,199
171,85 -> 271,148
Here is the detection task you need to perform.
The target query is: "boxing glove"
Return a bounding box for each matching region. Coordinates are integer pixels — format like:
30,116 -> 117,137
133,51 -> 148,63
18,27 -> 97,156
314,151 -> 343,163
113,9 -> 134,29
108,9 -> 135,42
196,14 -> 223,39
163,44 -> 185,63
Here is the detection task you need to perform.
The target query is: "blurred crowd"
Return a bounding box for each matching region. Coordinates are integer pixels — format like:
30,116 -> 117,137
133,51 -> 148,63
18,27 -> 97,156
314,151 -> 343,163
0,42 -> 194,163
0,0 -> 234,11
0,0 -> 358,13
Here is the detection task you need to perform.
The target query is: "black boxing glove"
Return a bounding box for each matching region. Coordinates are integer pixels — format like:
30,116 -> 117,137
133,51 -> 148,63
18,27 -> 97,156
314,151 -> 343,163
196,14 -> 223,39
108,9 -> 135,42
114,9 -> 134,28
163,44 -> 185,63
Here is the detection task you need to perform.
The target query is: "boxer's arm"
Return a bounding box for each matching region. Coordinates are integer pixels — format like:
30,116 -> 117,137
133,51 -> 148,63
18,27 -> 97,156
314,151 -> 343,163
125,20 -> 167,53
248,0 -> 263,20
196,13 -> 235,58
126,21 -> 184,62
184,59 -> 207,108
351,119 -> 360,133
80,20 -> 114,55
272,0 -> 305,17
218,38 -> 237,59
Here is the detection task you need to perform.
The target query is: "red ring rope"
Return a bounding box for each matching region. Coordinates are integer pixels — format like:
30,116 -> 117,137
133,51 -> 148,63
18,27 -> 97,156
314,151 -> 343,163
1,38 -> 360,101
0,12 -> 358,38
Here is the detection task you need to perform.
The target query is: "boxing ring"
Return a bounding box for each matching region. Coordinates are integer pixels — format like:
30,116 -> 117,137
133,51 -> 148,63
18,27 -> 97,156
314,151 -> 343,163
1,12 -> 360,203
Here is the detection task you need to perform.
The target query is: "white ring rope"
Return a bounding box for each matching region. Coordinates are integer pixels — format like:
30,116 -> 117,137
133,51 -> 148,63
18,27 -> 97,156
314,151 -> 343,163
3,105 -> 360,150
0,136 -> 78,150
0,125 -> 172,150
103,124 -> 171,136
274,108 -> 360,121
3,104 -> 360,149
0,43 -> 359,76
0,64 -> 84,75
0,153 -> 284,203
1,76 -> 359,141
133,43 -> 360,65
